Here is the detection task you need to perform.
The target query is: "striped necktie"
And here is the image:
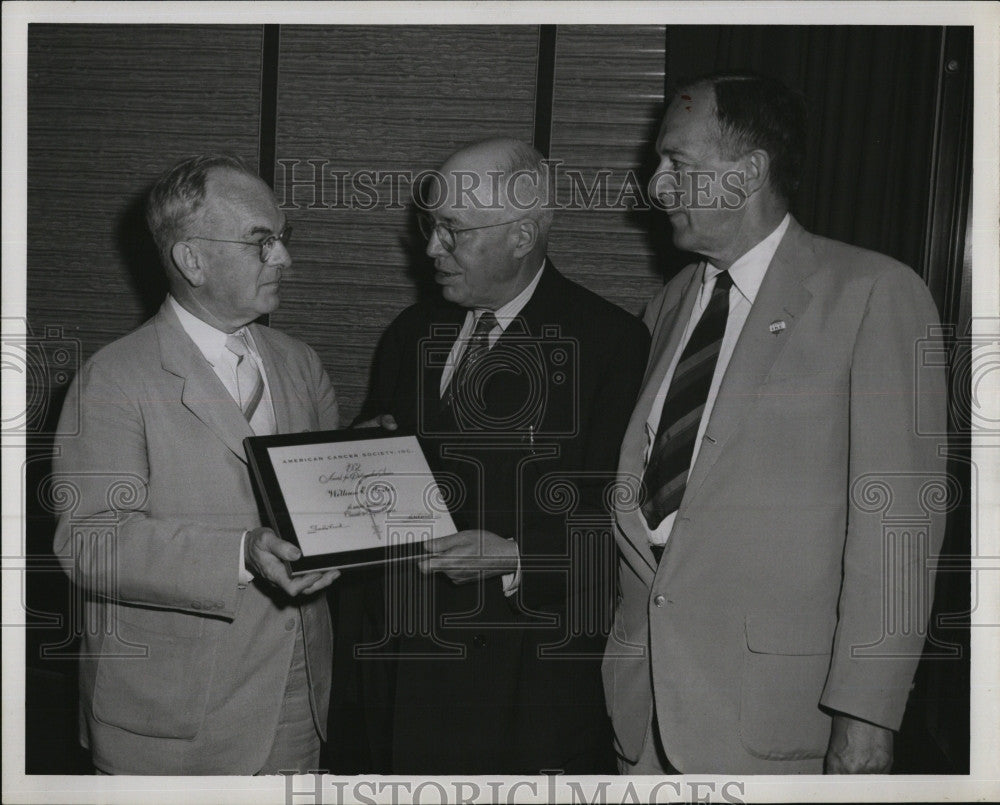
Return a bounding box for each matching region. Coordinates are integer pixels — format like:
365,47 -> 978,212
225,330 -> 275,435
641,271 -> 733,530
445,311 -> 498,401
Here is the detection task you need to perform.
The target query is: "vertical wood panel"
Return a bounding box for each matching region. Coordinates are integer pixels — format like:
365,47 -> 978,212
546,25 -> 668,318
272,26 -> 539,420
28,24 -> 265,374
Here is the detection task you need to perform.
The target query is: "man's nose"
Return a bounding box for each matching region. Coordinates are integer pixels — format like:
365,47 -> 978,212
426,228 -> 447,258
268,239 -> 292,268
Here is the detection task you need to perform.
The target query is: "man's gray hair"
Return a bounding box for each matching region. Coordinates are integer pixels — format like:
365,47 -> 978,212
145,154 -> 255,267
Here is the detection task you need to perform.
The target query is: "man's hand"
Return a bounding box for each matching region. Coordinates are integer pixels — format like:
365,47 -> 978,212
824,713 -> 894,773
417,530 -> 518,584
353,413 -> 398,430
244,527 -> 340,596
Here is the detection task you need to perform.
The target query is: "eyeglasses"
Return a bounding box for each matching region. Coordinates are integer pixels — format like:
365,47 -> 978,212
187,224 -> 292,262
417,212 -> 522,253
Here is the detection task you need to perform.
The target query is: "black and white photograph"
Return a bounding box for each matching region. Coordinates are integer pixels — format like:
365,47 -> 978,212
2,2 -> 997,803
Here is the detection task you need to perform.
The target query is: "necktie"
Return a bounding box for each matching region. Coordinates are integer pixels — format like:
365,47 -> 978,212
446,311 -> 498,400
641,271 -> 733,531
225,330 -> 275,435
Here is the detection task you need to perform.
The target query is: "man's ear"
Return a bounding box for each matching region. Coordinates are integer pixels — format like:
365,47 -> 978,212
511,218 -> 539,258
742,148 -> 771,197
170,241 -> 205,288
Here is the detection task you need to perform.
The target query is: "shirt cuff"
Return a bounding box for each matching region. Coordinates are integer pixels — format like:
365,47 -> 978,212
238,530 -> 254,587
501,539 -> 521,597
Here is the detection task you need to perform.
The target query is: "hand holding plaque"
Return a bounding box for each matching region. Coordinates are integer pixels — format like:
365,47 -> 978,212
244,526 -> 341,594
244,429 -> 457,574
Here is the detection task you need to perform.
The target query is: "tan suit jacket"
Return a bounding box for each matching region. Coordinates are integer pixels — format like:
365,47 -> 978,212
53,301 -> 339,774
603,218 -> 948,773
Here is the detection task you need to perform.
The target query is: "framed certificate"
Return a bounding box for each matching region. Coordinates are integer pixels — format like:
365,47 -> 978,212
244,428 -> 457,574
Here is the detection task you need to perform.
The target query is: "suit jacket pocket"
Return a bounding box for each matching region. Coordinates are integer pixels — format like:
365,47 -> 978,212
737,611 -> 834,760
92,606 -> 215,740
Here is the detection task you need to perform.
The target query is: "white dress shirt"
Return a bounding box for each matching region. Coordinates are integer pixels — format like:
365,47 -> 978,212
645,213 -> 791,546
436,260 -> 546,594
168,295 -> 276,585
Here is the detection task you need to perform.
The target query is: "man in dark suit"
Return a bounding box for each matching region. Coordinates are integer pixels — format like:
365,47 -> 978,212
604,73 -> 948,774
53,155 -> 340,774
333,138 -> 649,774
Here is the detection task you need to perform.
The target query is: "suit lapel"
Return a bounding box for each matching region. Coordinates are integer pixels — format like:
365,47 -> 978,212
155,302 -> 253,463
682,219 -> 815,503
617,264 -> 703,576
429,314 -> 465,421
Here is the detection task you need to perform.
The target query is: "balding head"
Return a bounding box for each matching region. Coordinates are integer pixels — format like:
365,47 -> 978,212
433,138 -> 554,237
420,137 -> 551,310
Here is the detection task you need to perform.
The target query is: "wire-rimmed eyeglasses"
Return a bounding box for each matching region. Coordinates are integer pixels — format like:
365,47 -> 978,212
188,224 -> 292,263
417,212 -> 522,253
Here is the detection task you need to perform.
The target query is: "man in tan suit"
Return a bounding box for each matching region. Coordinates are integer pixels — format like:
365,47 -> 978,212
603,73 -> 948,774
53,155 -> 340,774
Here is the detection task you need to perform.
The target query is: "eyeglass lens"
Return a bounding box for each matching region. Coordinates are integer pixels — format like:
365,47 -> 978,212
262,226 -> 292,261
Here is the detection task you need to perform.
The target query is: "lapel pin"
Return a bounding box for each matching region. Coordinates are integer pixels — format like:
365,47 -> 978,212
769,320 -> 787,335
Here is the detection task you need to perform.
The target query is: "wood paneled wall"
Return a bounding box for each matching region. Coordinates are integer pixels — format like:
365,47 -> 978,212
546,25 -> 668,317
27,24 -> 667,422
27,25 -> 264,381
270,26 -> 540,417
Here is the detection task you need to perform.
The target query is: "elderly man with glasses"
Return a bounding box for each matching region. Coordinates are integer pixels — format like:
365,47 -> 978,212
331,138 -> 649,774
53,154 -> 341,774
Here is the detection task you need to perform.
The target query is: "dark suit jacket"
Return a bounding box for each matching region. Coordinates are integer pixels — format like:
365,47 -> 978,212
334,262 -> 649,774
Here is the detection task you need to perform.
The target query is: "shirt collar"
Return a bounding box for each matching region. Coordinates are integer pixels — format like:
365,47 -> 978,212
705,213 -> 791,305
474,259 -> 546,331
168,295 -> 235,366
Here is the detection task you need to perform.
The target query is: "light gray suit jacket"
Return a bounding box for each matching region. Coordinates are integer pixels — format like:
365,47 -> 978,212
603,218 -> 948,773
53,301 -> 339,774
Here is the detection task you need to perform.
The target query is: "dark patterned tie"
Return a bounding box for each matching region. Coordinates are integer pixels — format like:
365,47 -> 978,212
445,311 -> 498,400
641,271 -> 733,530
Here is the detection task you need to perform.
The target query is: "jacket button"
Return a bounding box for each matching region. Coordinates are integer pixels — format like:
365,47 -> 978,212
285,618 -> 296,631
653,594 -> 666,607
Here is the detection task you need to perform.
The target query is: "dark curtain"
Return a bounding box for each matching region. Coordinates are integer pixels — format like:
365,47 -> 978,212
666,25 -> 971,774
667,26 -> 940,285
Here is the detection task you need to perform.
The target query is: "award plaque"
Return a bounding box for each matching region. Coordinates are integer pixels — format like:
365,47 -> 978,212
244,428 -> 457,574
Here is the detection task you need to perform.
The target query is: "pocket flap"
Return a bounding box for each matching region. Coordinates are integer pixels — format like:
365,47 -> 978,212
744,611 -> 835,655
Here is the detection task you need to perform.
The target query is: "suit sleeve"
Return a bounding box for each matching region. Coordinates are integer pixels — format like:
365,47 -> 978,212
304,343 -> 340,430
354,318 -> 404,426
52,360 -> 247,619
819,268 -> 948,730
516,315 -> 651,613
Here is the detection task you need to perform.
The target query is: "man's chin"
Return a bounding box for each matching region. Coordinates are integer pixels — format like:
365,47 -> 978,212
257,291 -> 281,315
439,285 -> 468,306
669,228 -> 695,253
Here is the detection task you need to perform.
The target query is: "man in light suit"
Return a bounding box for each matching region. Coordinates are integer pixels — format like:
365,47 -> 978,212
604,73 -> 948,774
53,155 -> 340,774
